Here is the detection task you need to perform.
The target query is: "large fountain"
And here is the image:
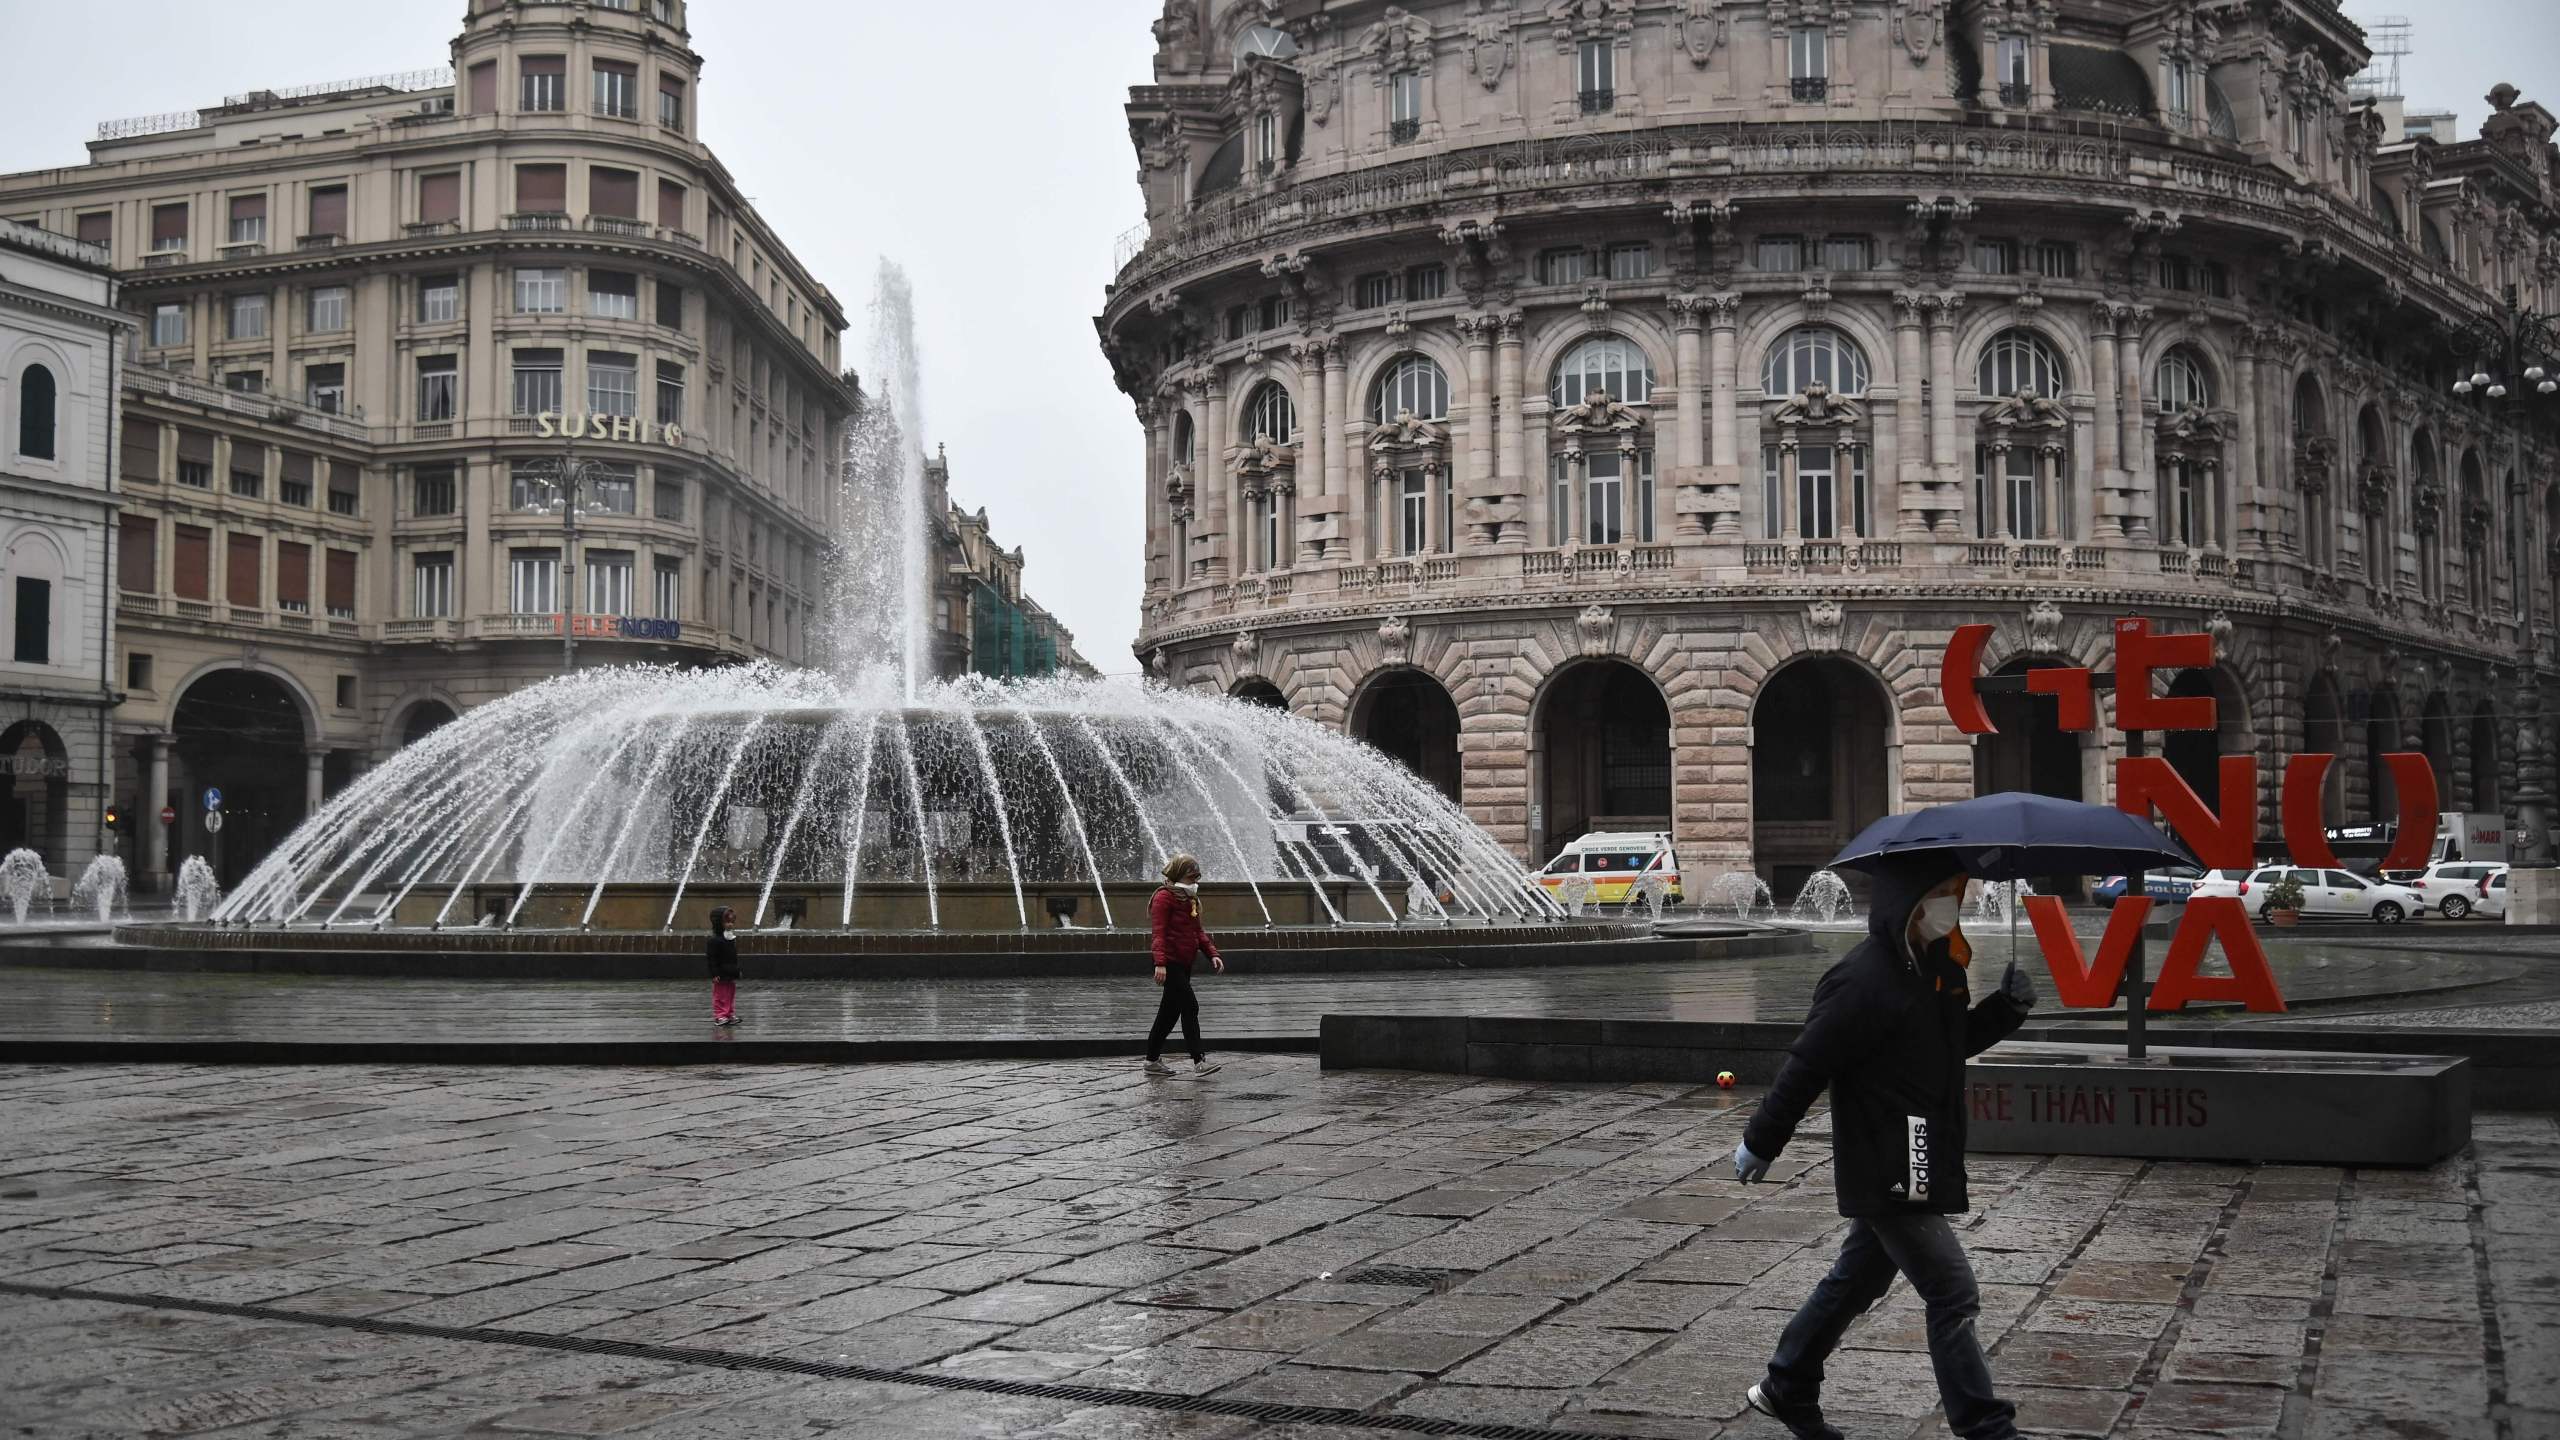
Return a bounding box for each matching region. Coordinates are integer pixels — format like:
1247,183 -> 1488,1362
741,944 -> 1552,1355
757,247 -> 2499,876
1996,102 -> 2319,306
113,263 -> 1782,975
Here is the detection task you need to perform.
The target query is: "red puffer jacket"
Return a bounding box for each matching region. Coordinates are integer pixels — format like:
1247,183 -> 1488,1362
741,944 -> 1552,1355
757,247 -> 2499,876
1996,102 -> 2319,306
1149,885 -> 1219,972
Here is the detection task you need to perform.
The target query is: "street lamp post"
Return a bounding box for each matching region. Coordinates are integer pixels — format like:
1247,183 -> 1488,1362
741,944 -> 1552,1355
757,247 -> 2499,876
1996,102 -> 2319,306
2447,285 -> 2560,874
519,426 -> 618,675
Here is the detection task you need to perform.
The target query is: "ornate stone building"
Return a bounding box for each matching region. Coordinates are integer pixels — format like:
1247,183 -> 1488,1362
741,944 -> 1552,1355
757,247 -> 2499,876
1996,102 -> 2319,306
0,0 -> 853,887
1099,0 -> 2560,896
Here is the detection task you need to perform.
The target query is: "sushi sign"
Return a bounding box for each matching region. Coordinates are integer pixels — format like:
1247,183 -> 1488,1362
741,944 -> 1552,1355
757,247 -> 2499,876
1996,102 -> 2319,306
1940,617 -> 2440,1014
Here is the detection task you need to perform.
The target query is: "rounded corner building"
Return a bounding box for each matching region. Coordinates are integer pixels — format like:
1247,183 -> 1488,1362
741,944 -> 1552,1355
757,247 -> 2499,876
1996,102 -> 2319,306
1097,0 -> 2560,897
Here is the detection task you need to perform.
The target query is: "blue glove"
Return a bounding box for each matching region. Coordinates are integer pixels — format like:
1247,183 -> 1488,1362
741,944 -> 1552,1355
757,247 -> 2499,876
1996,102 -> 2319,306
2001,960 -> 2038,1011
1734,1140 -> 1771,1183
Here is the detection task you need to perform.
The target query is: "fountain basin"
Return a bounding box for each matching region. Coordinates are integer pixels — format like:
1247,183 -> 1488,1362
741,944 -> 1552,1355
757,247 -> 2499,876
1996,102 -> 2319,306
92,908 -> 1808,980
387,879 -> 1414,932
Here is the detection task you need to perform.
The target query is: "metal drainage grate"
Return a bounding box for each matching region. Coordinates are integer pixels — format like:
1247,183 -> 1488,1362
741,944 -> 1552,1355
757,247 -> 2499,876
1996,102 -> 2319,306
0,1280 -> 1664,1440
1333,1265 -> 1468,1289
1228,1092 -> 1291,1101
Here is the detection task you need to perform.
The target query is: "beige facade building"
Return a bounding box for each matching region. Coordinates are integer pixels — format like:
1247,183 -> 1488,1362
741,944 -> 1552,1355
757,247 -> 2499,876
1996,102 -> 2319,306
1101,0 -> 2560,895
0,220 -> 130,890
0,0 -> 853,888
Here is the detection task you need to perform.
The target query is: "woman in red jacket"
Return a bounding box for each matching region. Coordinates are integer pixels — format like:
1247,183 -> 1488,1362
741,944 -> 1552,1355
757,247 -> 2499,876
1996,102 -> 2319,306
1146,853 -> 1225,1076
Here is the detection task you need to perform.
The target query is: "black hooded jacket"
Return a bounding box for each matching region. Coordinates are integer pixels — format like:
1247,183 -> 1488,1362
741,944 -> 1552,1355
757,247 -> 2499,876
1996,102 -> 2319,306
706,915 -> 739,981
1743,859 -> 2031,1217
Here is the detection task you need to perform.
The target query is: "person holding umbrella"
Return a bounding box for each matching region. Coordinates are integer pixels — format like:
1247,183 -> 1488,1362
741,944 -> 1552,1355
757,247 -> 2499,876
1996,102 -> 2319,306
1734,793 -> 2192,1440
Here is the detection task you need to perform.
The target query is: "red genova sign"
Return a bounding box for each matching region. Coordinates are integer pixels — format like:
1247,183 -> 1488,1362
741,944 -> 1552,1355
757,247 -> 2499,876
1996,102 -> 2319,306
1941,617 -> 2440,1014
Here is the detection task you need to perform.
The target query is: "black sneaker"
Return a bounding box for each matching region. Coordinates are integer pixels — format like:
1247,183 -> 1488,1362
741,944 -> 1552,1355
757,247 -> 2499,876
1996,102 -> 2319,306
1746,1381 -> 1844,1440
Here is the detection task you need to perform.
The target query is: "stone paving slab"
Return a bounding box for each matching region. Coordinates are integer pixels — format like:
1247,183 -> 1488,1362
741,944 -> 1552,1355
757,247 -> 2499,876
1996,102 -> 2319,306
0,1056 -> 2546,1439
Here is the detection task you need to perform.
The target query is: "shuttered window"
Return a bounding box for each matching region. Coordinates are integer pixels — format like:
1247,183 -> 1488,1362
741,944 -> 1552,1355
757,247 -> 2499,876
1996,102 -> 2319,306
325,549 -> 357,618
226,532 -> 263,608
514,164 -> 566,214
174,525 -> 211,599
227,193 -> 267,245
328,460 -> 360,517
306,185 -> 347,239
278,541 -> 312,612
76,211 -> 110,247
280,451 -> 315,507
121,419 -> 160,482
418,171 -> 460,223
657,179 -> 685,228
150,202 -> 187,251
118,516 -> 156,593
590,167 -> 639,218
467,60 -> 496,114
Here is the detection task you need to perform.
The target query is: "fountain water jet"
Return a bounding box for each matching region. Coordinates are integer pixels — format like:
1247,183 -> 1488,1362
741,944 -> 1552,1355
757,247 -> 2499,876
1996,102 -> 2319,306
1787,869 -> 1855,925
72,855 -> 128,924
176,855 -> 221,923
0,849 -> 49,925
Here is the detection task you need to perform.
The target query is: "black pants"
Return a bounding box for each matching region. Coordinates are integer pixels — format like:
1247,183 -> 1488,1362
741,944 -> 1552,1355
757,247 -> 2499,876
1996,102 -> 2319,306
1147,967 -> 1203,1061
1764,1211 -> 2017,1440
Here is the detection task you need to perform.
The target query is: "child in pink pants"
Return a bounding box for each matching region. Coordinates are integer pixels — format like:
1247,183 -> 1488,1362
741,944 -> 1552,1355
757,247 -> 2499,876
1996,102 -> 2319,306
707,907 -> 739,1026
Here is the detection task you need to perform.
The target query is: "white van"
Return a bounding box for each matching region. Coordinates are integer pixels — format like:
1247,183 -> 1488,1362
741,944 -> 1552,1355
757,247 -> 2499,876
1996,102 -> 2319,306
1535,831 -> 1683,906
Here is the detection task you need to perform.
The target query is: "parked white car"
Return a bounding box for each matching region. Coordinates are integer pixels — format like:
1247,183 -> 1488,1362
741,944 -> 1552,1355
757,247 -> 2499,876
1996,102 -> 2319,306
2234,865 -> 2428,924
2471,869 -> 2509,921
2400,861 -> 2508,920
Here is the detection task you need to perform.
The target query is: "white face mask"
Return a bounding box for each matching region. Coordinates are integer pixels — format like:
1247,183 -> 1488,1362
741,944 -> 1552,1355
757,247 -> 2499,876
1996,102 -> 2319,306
1915,894 -> 1963,942
1175,880 -> 1199,895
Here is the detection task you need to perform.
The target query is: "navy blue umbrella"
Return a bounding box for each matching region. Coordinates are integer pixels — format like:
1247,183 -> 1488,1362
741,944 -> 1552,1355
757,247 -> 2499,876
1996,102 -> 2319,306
1831,792 -> 2198,881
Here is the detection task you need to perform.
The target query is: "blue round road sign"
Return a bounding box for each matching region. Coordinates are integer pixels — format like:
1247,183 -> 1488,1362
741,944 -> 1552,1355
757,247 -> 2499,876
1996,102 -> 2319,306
203,787 -> 223,810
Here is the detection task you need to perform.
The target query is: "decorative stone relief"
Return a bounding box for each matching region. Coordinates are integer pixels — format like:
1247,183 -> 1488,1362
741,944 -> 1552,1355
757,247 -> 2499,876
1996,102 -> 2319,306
1678,0 -> 1723,66
1232,630 -> 1258,664
2026,598 -> 2063,654
1359,6 -> 1434,73
1378,614 -> 1411,666
1464,1 -> 1514,89
2206,611 -> 2233,653
1545,0 -> 1633,49
1577,604 -> 1615,657
1150,647 -> 1169,678
1807,599 -> 1844,652
1891,0 -> 1940,62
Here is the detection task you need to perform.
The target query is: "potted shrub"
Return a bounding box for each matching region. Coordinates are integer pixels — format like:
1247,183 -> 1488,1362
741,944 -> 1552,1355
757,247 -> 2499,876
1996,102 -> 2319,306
2263,872 -> 2305,927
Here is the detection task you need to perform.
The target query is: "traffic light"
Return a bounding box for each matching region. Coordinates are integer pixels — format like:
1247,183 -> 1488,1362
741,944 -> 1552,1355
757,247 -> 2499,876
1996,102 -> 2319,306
103,806 -> 119,829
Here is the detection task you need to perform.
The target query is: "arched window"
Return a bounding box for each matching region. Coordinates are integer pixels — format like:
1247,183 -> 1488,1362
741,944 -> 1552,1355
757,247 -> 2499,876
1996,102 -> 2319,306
1760,326 -> 1871,397
2154,347 -> 2213,412
1371,353 -> 1448,423
1243,382 -> 1295,445
1172,411 -> 1195,464
1551,335 -> 1656,407
16,365 -> 55,461
1976,329 -> 2064,398
2292,373 -> 2326,438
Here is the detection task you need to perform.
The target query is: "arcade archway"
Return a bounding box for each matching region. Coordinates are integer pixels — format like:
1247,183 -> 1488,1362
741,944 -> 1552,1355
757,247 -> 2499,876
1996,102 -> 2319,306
1350,669 -> 1460,803
2163,667 -> 2249,812
2362,687 -> 2403,823
0,721 -> 69,869
398,699 -> 460,748
1229,679 -> 1286,710
2305,673 -> 2348,821
172,669 -> 311,888
1973,655 -> 2089,895
1534,659 -> 1670,861
1751,657 -> 1891,900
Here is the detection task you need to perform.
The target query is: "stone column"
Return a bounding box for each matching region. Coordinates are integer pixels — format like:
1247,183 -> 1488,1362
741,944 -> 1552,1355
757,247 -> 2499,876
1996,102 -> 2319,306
1145,400 -> 1171,592
1200,374 -> 1229,581
1671,297 -> 1706,470
1323,346 -> 1351,561
2090,305 -> 2121,477
2233,334 -> 2261,553
1460,314 -> 1495,546
304,748 -> 326,815
144,735 -> 170,889
2118,308 -> 2150,489
1497,312 -> 1528,545
1777,441 -> 1800,538
1928,295 -> 1963,533
1294,342 -> 1326,564
1707,294 -> 1741,468
1347,422 -> 1373,561
1894,292 -> 1929,536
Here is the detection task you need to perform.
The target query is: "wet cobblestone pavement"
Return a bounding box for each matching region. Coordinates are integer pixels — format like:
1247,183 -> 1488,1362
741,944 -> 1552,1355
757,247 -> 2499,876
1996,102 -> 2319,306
2,1057 -> 2551,1439
0,927 -> 2544,1045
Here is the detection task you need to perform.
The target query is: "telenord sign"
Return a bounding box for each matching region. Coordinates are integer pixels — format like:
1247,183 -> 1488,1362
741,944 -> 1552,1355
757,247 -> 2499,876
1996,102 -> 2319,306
1940,616 -> 2440,1014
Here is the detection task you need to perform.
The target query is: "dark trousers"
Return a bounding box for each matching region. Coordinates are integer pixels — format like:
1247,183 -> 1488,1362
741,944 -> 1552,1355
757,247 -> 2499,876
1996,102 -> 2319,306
1147,967 -> 1203,1061
1764,1211 -> 2017,1440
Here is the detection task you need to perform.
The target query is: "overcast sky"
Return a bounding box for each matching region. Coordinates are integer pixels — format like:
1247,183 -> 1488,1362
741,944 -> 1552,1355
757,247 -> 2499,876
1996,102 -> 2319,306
0,2 -> 2549,673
